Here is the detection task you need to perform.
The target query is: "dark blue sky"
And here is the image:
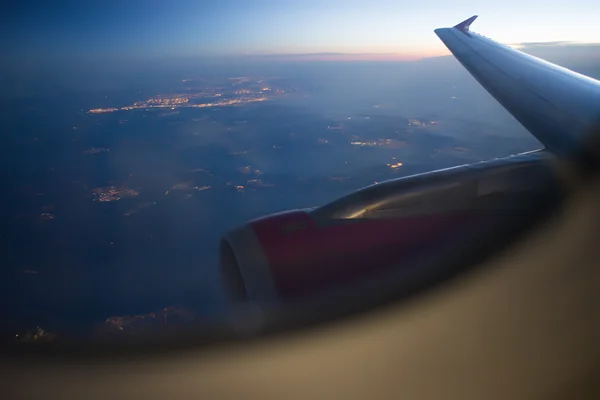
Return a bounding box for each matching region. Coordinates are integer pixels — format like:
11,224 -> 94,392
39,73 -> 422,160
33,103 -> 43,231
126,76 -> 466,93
3,1 -> 600,60
3,1 -> 234,57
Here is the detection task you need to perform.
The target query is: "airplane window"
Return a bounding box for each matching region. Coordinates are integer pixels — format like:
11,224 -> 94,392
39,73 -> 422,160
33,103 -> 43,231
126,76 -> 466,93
1,2 -> 599,357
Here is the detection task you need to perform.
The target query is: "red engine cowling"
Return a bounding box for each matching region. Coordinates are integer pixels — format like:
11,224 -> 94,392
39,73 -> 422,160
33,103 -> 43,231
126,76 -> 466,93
220,209 -> 492,302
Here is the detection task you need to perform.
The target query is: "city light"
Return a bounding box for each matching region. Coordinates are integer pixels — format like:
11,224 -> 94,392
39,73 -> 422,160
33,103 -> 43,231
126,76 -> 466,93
88,89 -> 273,114
92,186 -> 139,202
386,162 -> 404,169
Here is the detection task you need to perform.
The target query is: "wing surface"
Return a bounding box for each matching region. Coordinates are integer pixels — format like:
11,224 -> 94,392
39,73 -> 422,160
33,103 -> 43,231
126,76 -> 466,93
435,16 -> 600,156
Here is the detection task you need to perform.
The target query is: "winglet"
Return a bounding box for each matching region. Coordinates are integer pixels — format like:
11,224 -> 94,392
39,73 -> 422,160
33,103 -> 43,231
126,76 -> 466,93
453,15 -> 478,32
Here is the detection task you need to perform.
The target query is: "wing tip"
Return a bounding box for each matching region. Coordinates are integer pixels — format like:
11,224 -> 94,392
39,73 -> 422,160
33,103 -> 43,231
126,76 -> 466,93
453,15 -> 478,32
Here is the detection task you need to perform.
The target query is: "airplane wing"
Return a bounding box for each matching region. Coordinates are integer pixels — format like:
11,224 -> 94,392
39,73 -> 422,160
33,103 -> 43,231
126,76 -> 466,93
435,16 -> 600,156
220,17 -> 600,304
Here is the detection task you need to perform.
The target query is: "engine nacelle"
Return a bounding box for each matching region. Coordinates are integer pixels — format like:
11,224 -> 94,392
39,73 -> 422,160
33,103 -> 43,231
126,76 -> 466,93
220,151 -> 558,302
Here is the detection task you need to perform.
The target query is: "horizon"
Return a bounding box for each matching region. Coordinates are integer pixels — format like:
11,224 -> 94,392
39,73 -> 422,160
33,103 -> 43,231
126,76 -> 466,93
3,40 -> 599,102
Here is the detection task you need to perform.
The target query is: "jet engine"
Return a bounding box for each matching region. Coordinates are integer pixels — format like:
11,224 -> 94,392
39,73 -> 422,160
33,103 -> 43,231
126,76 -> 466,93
220,151 -> 560,303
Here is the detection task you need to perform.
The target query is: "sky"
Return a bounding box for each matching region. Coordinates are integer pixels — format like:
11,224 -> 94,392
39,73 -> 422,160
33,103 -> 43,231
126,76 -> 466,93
2,0 -> 600,61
